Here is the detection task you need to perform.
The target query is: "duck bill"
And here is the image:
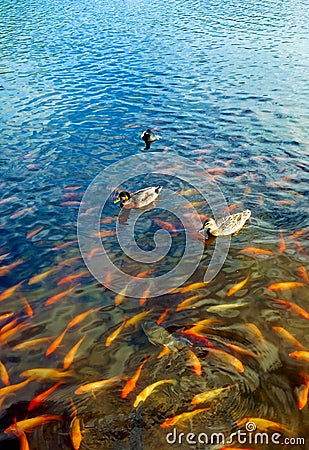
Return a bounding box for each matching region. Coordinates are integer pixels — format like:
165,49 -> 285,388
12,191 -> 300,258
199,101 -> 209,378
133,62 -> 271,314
113,197 -> 121,204
199,228 -> 209,239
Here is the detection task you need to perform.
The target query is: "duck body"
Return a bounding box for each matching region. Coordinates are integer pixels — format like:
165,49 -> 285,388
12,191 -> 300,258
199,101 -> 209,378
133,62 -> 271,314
200,209 -> 251,237
114,186 -> 163,209
141,129 -> 158,149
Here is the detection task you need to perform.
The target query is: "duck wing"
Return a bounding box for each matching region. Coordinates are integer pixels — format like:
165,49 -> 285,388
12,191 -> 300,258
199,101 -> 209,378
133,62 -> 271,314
216,210 -> 251,235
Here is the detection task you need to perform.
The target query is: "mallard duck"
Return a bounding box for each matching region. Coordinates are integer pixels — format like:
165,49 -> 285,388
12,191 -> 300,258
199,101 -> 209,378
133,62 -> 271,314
114,186 -> 163,209
141,129 -> 158,150
199,209 -> 251,238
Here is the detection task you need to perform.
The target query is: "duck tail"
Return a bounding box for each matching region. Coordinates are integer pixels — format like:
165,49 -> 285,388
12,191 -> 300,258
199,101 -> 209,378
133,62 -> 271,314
155,186 -> 163,194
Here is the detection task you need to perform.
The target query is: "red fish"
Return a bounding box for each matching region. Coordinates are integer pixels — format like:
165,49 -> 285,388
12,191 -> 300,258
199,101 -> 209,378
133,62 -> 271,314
278,232 -> 286,253
45,285 -> 77,306
121,358 -> 148,399
273,299 -> 309,320
156,308 -> 171,325
28,382 -> 63,411
57,271 -> 89,286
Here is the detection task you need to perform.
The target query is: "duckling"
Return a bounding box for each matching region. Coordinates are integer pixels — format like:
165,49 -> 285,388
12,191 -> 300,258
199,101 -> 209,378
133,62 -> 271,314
199,209 -> 251,238
141,129 -> 158,150
114,186 -> 163,209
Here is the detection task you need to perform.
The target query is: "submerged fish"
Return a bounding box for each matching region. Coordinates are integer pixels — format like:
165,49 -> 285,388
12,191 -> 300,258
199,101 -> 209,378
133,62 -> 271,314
227,275 -> 250,297
191,385 -> 235,405
121,358 -> 148,399
237,417 -> 293,434
5,415 -> 62,434
160,407 -> 210,428
133,379 -> 176,408
75,376 -> 123,395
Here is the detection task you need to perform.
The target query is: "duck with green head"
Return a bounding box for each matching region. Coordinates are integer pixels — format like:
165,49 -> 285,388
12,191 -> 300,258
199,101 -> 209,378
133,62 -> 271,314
114,186 -> 163,209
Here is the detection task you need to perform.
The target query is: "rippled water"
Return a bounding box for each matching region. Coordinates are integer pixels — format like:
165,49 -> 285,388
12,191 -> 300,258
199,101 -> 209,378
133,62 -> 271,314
0,0 -> 308,449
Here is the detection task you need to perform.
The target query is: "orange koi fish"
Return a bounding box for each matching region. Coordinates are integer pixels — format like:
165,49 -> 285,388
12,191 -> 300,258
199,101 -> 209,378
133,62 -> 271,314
0,379 -> 31,400
160,407 -> 210,428
57,256 -> 82,267
157,347 -> 171,359
240,247 -> 272,256
225,202 -> 242,213
139,285 -> 151,306
20,368 -> 74,382
20,295 -> 33,318
268,281 -> 305,291
0,312 -> 14,322
28,268 -> 56,285
75,376 -> 123,395
100,217 -> 117,224
237,417 -> 293,434
121,358 -> 148,399
0,360 -> 10,386
188,318 -> 220,334
207,348 -> 244,373
0,196 -> 17,205
26,226 -> 44,239
289,351 -> 309,364
278,232 -> 286,253
273,299 -> 309,320
294,240 -> 307,256
66,307 -> 100,329
157,308 -> 172,325
133,379 -> 176,408
13,336 -> 54,351
5,415 -> 63,434
227,275 -> 250,297
92,230 -> 116,238
178,189 -> 201,196
16,428 -> 30,450
64,186 -> 82,191
105,321 -> 126,347
0,259 -> 23,276
0,318 -> 18,336
60,201 -> 80,206
114,284 -> 129,307
271,326 -> 305,350
52,240 -> 78,250
124,310 -> 152,328
152,219 -> 177,233
87,247 -> 103,260
290,229 -> 309,240
187,349 -> 202,376
172,281 -> 210,294
46,329 -> 67,356
28,382 -> 63,411
224,343 -> 257,358
191,385 -> 235,405
0,281 -> 23,302
0,323 -> 29,343
57,271 -> 89,286
295,373 -> 309,410
63,335 -> 86,370
296,266 -> 309,284
176,294 -> 202,311
241,323 -> 265,344
45,285 -> 77,306
70,416 -> 82,450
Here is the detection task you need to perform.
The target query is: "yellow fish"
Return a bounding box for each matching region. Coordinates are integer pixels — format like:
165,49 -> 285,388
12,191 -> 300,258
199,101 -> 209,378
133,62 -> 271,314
133,379 -> 176,408
191,385 -> 235,405
75,376 -> 123,395
160,407 -> 210,428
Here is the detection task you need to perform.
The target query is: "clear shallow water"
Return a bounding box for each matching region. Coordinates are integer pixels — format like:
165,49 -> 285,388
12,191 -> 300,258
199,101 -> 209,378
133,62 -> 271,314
0,0 -> 308,449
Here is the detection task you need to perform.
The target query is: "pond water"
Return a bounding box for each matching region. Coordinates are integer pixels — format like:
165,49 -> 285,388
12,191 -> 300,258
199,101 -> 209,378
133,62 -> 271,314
0,0 -> 308,449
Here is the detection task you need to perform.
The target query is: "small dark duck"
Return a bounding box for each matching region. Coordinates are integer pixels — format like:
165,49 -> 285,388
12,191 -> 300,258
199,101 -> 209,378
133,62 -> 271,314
114,186 -> 163,209
199,209 -> 251,238
141,129 -> 158,150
